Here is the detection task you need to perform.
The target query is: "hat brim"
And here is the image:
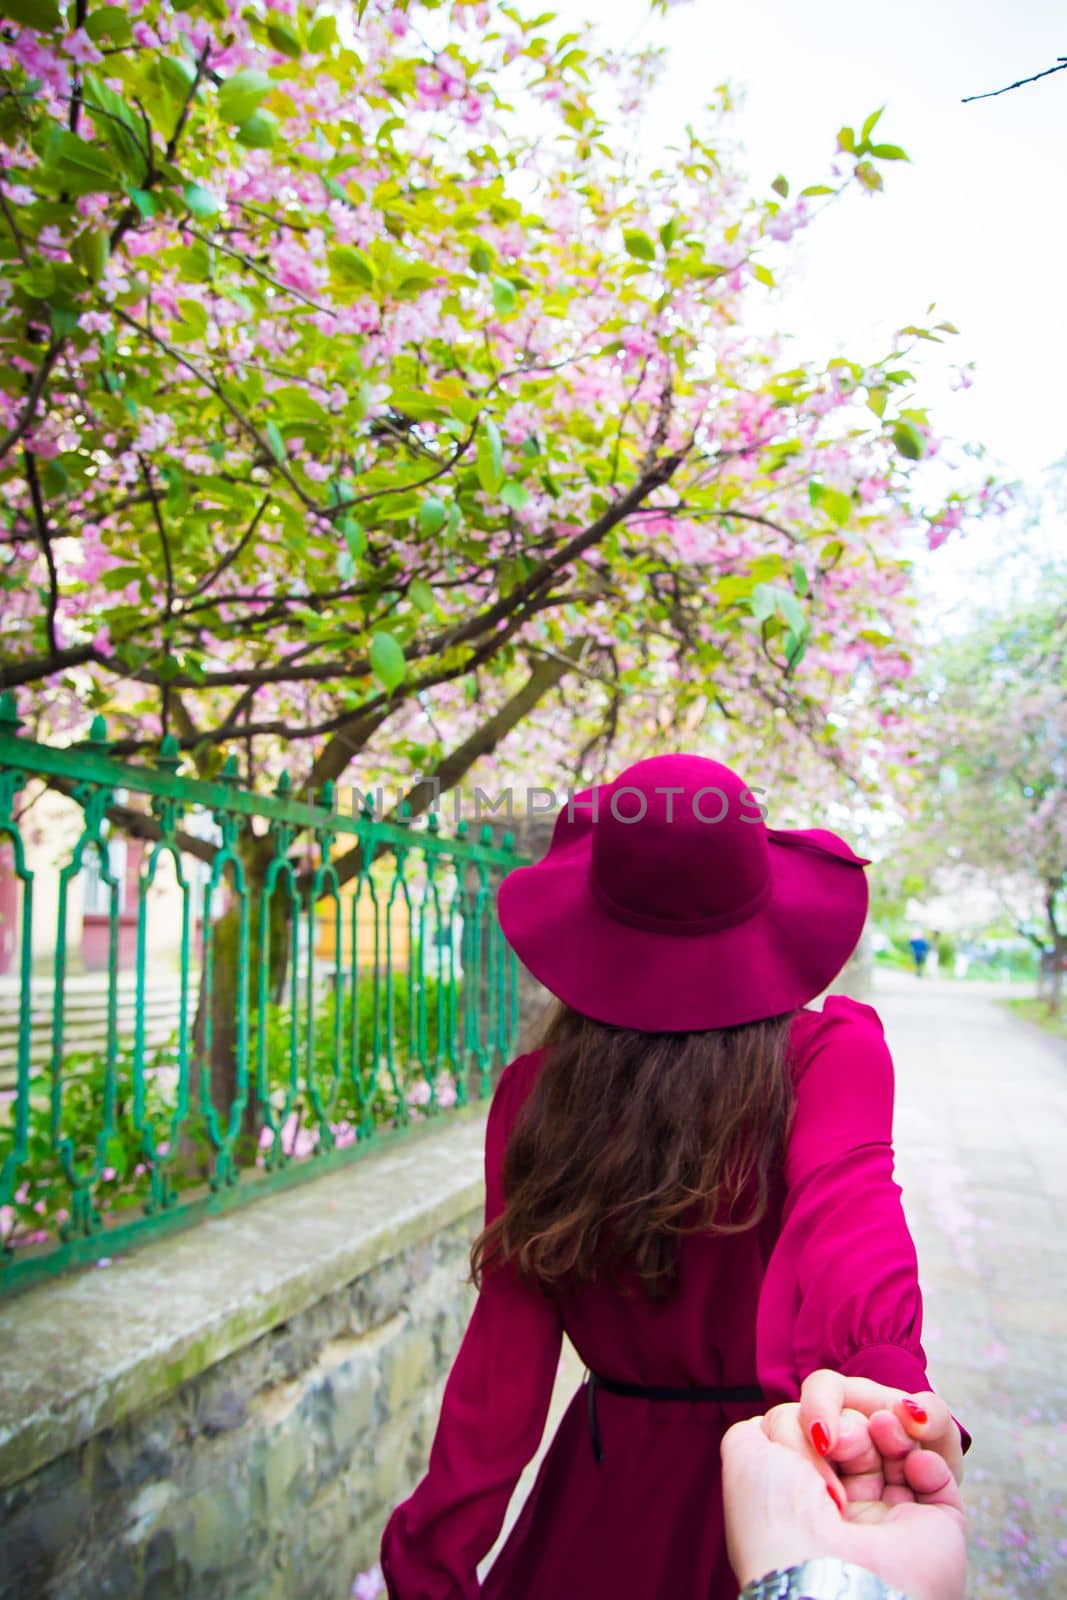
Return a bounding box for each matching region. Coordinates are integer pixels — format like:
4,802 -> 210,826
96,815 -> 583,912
497,825 -> 869,1031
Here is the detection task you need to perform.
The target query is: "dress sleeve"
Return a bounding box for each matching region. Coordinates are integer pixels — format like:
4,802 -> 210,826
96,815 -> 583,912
381,1052 -> 563,1599
756,998 -> 932,1403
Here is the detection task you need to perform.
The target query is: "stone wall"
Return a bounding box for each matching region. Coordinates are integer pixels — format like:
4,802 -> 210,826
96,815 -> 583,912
0,1118 -> 488,1600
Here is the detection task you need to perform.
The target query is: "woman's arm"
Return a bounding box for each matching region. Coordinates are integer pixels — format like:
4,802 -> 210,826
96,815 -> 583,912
380,1054 -> 563,1599
756,1001 -> 966,1469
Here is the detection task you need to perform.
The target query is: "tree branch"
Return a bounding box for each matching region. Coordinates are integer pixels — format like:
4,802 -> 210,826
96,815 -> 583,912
962,56 -> 1067,103
303,447 -> 690,784
0,644 -> 100,689
23,449 -> 58,655
0,343 -> 60,464
324,648 -> 584,891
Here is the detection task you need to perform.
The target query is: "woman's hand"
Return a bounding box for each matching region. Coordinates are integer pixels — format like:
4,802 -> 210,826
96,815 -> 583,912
721,1408 -> 966,1600
797,1368 -> 965,1485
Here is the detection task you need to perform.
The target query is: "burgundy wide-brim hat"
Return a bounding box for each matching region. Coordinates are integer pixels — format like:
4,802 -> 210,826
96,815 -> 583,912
497,753 -> 870,1032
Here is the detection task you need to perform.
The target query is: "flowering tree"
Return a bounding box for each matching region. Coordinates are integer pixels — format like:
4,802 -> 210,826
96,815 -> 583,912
911,591 -> 1067,1012
1,0 -> 981,793
0,0 -> 991,1103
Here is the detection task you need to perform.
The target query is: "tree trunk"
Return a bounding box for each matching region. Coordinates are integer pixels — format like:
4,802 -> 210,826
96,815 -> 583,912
192,830 -> 291,1170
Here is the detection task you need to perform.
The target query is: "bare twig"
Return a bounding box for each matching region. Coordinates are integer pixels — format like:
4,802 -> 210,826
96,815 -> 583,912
962,56 -> 1067,103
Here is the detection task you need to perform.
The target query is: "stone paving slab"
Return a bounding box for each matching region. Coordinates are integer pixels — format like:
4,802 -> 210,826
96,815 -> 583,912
487,974 -> 1067,1596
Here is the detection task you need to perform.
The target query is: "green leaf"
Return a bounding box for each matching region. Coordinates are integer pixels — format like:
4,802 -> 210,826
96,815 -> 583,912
776,590 -> 808,635
418,497 -> 447,536
17,264 -> 55,298
172,298 -> 208,341
892,421 -> 925,460
500,480 -> 530,511
217,67 -> 271,125
869,143 -> 908,161
752,262 -> 774,287
104,1136 -> 129,1181
155,55 -> 197,102
836,126 -> 856,154
866,386 -> 887,418
101,565 -> 145,592
264,419 -> 286,463
340,516 -> 365,558
369,631 -> 405,692
750,583 -> 777,623
785,630 -> 809,671
771,174 -> 789,198
76,229 -> 109,284
623,229 -> 656,262
41,130 -> 117,196
791,561 -> 809,597
82,75 -> 148,180
266,16 -> 303,57
0,0 -> 62,26
235,110 -> 278,149
799,185 -> 835,197
409,578 -> 436,615
476,417 -> 505,495
308,13 -> 338,50
821,487 -> 852,527
469,242 -> 493,274
491,275 -> 517,315
328,245 -> 375,289
41,459 -> 68,496
854,161 -> 883,193
127,187 -> 156,219
182,182 -> 222,219
820,539 -> 844,566
860,107 -> 885,143
85,5 -> 133,44
659,217 -> 677,251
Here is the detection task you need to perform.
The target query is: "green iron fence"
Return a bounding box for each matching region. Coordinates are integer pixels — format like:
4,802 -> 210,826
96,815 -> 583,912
0,693 -> 524,1295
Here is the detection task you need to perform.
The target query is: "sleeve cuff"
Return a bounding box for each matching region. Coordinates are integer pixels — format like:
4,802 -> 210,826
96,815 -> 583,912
838,1344 -> 971,1455
839,1342 -> 930,1393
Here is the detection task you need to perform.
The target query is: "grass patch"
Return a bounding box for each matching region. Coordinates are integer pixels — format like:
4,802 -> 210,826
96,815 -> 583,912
1001,997 -> 1067,1043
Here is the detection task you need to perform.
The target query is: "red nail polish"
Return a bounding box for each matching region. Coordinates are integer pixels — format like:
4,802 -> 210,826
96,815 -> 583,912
902,1398 -> 928,1425
811,1421 -> 831,1456
827,1484 -> 841,1511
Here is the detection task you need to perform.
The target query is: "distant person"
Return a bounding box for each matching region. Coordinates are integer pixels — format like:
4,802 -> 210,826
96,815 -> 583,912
908,933 -> 930,978
380,754 -> 965,1599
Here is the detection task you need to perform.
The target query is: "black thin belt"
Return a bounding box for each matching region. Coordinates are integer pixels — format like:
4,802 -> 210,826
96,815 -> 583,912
585,1370 -> 764,1464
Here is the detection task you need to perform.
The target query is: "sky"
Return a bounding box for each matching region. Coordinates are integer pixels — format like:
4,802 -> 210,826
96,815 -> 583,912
560,0 -> 1067,613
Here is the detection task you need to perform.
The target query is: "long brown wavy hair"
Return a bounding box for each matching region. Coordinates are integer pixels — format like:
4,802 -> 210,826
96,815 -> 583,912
471,1003 -> 795,1298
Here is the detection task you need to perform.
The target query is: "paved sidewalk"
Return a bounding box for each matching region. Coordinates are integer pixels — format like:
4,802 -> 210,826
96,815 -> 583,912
488,975 -> 1067,1595
877,970 -> 1067,1599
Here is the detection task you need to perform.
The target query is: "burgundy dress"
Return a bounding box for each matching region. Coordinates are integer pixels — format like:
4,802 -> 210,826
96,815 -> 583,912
381,998 -> 933,1599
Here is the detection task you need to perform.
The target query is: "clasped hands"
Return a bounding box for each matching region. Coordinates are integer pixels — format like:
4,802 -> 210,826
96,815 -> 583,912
722,1370 -> 967,1600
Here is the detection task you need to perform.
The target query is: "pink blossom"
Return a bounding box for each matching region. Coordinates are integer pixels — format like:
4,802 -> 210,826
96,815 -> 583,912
63,30 -> 104,67
351,1567 -> 384,1599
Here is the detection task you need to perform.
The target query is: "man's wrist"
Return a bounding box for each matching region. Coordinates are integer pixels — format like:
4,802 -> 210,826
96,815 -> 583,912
739,1557 -> 912,1600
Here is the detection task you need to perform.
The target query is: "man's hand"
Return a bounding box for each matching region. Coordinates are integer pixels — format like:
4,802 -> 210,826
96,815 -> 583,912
721,1406 -> 966,1600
